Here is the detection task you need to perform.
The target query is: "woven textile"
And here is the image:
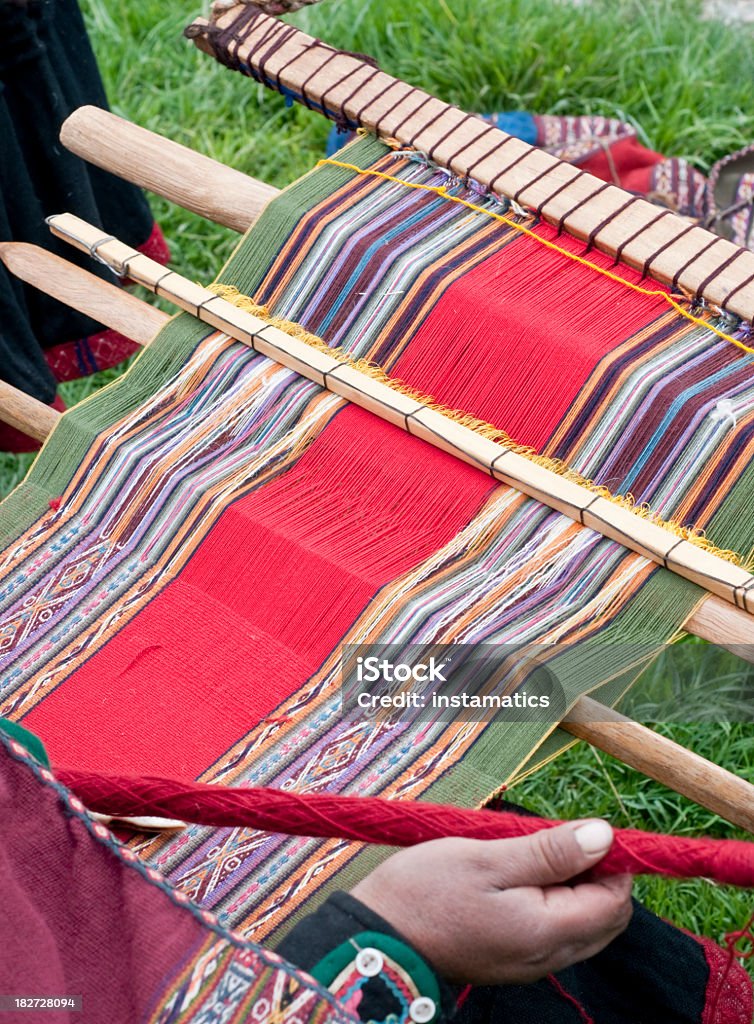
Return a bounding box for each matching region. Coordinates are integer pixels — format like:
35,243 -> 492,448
2,135 -> 754,941
0,731 -> 354,1024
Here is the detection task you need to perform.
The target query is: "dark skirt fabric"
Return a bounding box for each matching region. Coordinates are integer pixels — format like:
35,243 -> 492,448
0,0 -> 168,448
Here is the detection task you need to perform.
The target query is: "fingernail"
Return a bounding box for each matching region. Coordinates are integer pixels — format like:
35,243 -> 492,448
574,820 -> 613,856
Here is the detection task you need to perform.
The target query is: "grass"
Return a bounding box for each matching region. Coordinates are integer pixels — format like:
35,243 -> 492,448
514,722 -> 754,947
3,0 -> 754,968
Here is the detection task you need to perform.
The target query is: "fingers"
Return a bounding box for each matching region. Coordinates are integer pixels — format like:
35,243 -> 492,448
351,835 -> 634,988
481,819 -> 616,888
459,873 -> 632,984
538,874 -> 633,949
541,874 -> 633,936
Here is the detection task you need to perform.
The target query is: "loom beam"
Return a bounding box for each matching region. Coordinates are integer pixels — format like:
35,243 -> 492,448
60,109 -> 276,235
0,243 -> 169,344
187,4 -> 754,322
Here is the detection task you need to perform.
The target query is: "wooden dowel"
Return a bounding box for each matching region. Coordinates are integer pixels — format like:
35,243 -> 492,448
566,696 -> 754,833
0,243 -> 168,442
0,242 -> 169,348
189,7 -> 754,321
0,242 -> 168,346
3,239 -> 753,832
61,106 -> 277,234
0,380 -> 59,443
686,596 -> 754,656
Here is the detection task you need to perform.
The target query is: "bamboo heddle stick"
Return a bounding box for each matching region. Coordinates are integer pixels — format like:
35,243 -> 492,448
188,6 -> 754,321
48,212 -> 754,614
3,240 -> 754,833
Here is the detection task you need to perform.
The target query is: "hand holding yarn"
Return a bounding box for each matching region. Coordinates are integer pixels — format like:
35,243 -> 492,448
351,819 -> 633,985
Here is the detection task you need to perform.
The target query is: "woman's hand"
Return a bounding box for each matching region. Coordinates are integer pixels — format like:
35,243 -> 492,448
351,819 -> 632,985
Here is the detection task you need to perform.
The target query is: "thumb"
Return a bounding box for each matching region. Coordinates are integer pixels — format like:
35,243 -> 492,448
492,819 -> 615,888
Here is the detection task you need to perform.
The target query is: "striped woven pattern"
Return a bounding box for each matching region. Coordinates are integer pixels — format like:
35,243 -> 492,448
1,135 -> 753,940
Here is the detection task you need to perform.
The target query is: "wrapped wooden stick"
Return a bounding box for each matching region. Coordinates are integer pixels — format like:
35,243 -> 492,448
187,4 -> 754,320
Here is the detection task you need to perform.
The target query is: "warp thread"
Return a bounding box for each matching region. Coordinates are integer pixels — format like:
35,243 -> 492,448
57,769 -> 754,889
318,157 -> 750,355
211,282 -> 746,568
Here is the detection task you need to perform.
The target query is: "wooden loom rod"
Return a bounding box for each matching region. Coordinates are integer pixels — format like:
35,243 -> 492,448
0,243 -> 169,345
0,380 -> 58,444
47,213 -> 754,614
62,107 -> 274,231
2,241 -> 754,833
0,242 -> 168,441
566,695 -> 754,832
187,5 -> 754,322
60,107 -> 277,235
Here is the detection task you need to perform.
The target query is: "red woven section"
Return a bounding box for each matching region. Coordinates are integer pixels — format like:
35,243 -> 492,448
697,922 -> 754,1024
28,408 -> 491,776
58,769 -> 754,889
390,220 -> 665,451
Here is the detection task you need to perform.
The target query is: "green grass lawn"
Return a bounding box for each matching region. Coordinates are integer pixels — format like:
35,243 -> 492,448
3,0 -> 753,965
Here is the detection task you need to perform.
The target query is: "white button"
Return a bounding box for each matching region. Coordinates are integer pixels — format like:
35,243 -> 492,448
409,996 -> 436,1022
355,947 -> 384,977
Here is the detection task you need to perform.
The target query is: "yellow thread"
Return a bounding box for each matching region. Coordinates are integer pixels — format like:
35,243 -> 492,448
318,157 -> 753,356
211,283 -> 743,566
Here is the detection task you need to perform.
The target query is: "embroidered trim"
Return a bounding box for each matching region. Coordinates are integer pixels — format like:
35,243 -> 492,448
312,931 -> 441,1024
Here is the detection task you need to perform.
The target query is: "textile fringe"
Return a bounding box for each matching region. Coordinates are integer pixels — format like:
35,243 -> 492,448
211,282 -> 746,567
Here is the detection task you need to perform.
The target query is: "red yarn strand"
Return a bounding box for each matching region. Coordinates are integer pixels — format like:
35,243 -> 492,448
708,912 -> 754,1020
546,975 -> 596,1024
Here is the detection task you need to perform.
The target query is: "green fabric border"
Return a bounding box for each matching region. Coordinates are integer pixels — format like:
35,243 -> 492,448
0,719 -> 49,766
310,930 -> 441,1014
